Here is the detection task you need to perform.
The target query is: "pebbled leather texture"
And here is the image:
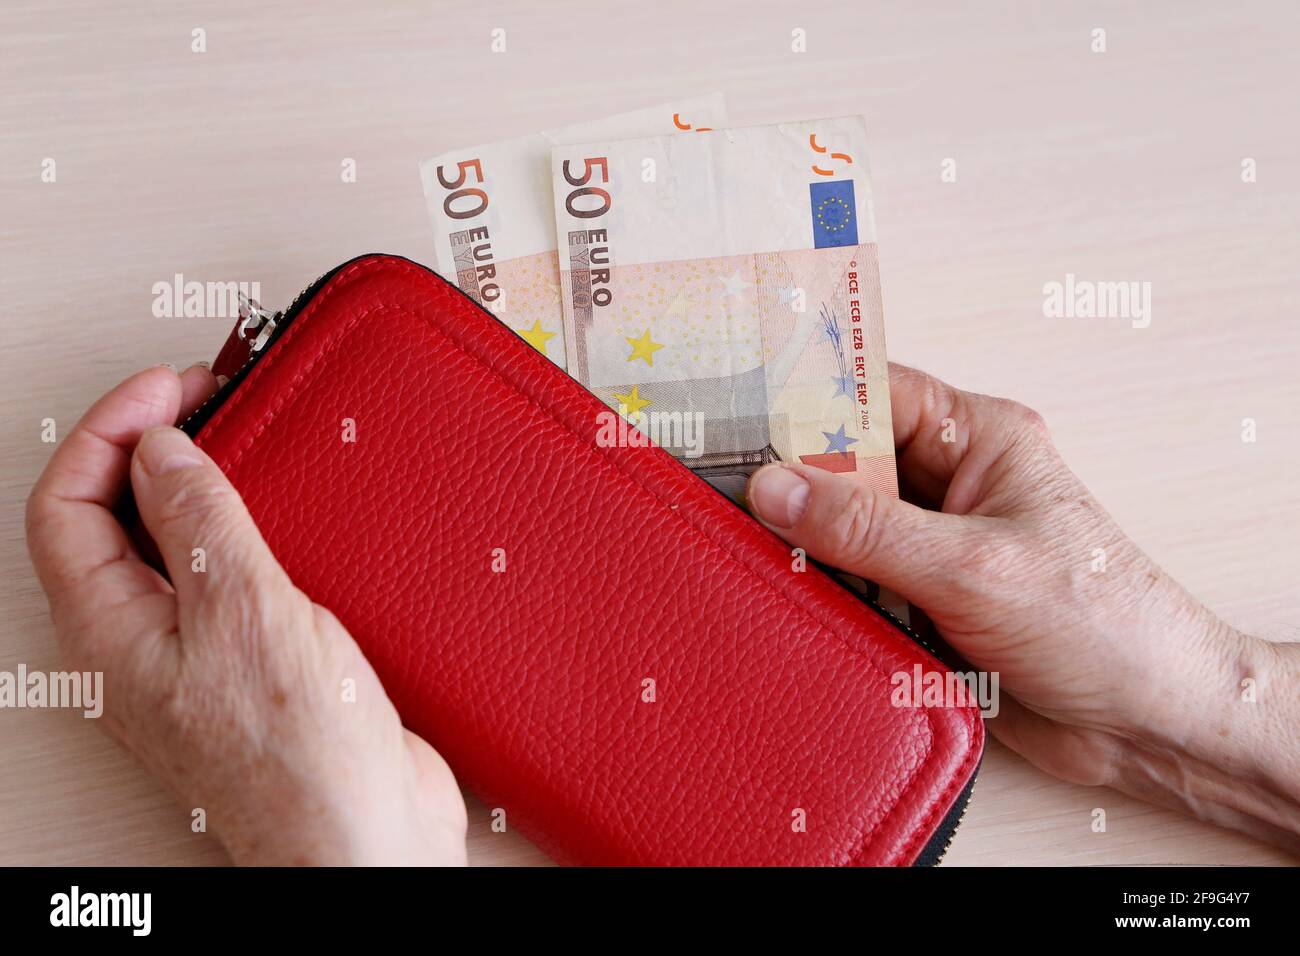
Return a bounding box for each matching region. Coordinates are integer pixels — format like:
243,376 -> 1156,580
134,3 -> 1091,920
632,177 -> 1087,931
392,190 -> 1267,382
194,254 -> 984,866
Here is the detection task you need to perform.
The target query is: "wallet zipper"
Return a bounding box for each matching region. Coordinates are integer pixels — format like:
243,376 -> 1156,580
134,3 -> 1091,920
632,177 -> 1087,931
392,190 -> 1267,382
181,261 -> 349,437
189,294 -> 953,670
180,256 -> 981,864
846,584 -> 978,865
912,762 -> 978,866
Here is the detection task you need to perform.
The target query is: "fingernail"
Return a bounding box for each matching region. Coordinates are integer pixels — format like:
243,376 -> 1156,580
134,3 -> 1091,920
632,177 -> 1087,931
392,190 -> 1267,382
193,360 -> 212,369
158,362 -> 176,371
216,374 -> 230,387
749,466 -> 810,528
137,427 -> 204,476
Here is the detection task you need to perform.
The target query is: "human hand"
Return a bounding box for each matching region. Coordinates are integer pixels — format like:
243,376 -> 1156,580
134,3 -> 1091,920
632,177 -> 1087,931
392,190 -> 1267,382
26,366 -> 467,865
747,364 -> 1300,850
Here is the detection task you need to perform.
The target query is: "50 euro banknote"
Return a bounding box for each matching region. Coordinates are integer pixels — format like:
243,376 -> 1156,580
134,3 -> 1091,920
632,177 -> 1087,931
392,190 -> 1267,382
418,94 -> 726,371
549,115 -> 899,504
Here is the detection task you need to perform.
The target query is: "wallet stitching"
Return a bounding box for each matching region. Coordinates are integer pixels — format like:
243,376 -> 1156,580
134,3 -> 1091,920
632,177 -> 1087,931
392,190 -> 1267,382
202,258 -> 978,865
206,262 -> 971,866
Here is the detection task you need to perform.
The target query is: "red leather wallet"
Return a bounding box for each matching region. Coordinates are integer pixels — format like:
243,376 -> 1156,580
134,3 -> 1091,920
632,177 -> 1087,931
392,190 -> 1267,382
185,254 -> 983,866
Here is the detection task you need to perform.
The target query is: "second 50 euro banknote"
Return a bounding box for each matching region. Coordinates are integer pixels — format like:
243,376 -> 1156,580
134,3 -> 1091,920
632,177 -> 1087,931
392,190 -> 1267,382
418,94 -> 726,372
549,116 -> 898,504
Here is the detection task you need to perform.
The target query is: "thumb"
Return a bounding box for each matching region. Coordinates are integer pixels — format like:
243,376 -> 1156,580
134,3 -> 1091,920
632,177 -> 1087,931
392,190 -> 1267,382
746,462 -> 976,611
131,426 -> 289,609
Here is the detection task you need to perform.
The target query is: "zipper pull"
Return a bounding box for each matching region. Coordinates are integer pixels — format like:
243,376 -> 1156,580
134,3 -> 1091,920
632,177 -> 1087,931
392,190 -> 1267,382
237,292 -> 279,353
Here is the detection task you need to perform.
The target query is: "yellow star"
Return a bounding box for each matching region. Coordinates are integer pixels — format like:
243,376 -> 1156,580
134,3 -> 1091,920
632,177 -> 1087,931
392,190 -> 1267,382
613,385 -> 651,416
625,328 -> 665,366
519,320 -> 556,355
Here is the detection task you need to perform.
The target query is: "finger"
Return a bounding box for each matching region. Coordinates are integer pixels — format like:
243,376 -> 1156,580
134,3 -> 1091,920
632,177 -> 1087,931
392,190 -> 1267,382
888,363 -> 961,456
887,363 -> 973,508
177,363 -> 219,421
26,367 -> 183,619
984,695 -> 1118,788
130,425 -> 291,614
887,363 -> 1048,515
746,461 -> 985,610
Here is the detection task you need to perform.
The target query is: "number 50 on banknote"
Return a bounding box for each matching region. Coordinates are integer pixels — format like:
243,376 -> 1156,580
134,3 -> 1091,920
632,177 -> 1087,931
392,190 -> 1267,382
418,95 -> 727,372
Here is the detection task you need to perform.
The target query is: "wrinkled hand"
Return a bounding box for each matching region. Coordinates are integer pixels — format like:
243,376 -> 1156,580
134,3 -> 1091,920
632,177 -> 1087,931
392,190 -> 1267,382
26,366 -> 467,865
748,364 -> 1299,850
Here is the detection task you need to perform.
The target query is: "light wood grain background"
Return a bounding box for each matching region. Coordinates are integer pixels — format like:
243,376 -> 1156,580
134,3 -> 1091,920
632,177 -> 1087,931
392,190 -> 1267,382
2,0 -> 1296,866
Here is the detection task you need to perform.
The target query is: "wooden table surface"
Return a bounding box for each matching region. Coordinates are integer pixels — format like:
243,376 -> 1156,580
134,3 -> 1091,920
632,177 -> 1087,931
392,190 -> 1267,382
2,0 -> 1296,866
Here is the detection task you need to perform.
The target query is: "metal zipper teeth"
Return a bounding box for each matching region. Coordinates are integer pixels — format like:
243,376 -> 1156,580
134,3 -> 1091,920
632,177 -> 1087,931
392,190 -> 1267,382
178,256 -> 977,863
887,594 -> 983,866
181,265 -> 940,661
846,581 -> 981,865
182,271 -> 940,661
179,270 -> 331,435
932,773 -> 976,865
865,594 -> 937,657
